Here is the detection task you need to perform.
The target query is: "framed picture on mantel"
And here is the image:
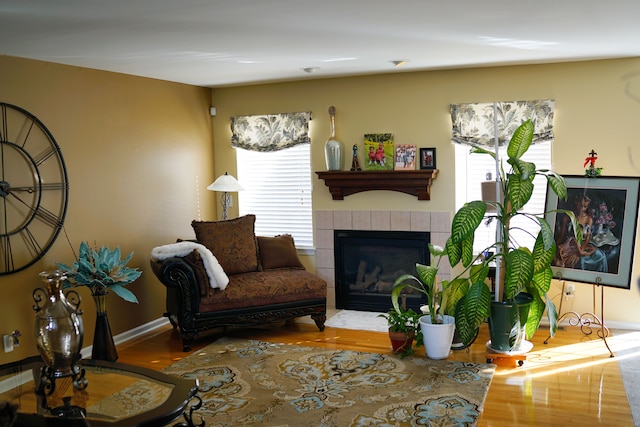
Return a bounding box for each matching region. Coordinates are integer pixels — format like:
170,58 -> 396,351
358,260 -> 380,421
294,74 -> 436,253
394,144 -> 417,170
420,148 -> 436,170
364,133 -> 394,171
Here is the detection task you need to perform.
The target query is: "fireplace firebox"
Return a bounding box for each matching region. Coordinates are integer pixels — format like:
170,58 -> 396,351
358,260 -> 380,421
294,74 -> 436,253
334,229 -> 430,313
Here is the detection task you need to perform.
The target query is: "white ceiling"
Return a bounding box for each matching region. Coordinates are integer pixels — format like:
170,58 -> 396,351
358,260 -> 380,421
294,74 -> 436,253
1,0 -> 639,88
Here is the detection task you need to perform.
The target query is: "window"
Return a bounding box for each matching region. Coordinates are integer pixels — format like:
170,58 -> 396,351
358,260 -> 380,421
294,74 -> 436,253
454,141 -> 552,253
236,144 -> 313,250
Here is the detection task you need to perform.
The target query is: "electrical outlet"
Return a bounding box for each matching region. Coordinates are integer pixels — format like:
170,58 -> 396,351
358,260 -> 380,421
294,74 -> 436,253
3,335 -> 13,353
565,283 -> 576,296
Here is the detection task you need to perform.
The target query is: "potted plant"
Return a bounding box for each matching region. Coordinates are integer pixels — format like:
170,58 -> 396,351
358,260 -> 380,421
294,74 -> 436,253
391,244 -> 459,359
445,119 -> 578,351
378,307 -> 421,357
57,241 -> 142,361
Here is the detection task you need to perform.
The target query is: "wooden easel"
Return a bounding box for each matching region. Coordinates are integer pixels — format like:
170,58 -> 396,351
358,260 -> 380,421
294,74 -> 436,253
544,276 -> 614,357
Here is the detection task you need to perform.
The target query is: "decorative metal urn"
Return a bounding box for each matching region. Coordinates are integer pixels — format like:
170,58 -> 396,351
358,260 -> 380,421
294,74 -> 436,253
33,270 -> 87,394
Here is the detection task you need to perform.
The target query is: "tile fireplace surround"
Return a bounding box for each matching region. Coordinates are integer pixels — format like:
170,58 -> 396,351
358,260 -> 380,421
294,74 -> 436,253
315,210 -> 452,309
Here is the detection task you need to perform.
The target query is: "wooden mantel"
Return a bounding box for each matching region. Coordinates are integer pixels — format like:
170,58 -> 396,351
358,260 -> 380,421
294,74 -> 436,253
316,170 -> 438,200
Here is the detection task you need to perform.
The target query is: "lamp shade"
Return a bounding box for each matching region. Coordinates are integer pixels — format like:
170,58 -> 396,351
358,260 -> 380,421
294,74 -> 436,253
207,172 -> 244,192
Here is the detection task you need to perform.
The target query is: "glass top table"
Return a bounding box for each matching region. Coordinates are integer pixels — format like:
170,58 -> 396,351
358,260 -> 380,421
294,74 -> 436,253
0,356 -> 200,427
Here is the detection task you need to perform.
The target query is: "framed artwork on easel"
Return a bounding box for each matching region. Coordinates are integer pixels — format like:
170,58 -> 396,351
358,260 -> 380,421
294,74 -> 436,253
544,175 -> 640,289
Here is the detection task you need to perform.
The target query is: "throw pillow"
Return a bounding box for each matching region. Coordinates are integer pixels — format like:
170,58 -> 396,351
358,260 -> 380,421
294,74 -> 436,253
191,214 -> 259,275
257,234 -> 305,270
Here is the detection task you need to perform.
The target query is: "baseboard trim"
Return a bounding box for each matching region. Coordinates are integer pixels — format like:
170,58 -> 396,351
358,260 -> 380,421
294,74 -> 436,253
80,317 -> 170,358
541,317 -> 640,332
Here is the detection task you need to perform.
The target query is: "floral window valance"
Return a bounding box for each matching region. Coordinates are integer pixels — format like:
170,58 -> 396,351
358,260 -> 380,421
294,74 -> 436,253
231,111 -> 311,152
450,99 -> 555,148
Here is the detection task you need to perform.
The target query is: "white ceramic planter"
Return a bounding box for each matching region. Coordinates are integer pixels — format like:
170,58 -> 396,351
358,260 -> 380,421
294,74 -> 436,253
419,315 -> 456,359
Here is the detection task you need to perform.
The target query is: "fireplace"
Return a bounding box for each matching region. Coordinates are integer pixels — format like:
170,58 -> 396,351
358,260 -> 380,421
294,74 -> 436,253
334,229 -> 430,312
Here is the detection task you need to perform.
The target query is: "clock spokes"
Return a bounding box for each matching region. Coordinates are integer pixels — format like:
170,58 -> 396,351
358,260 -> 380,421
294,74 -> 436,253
0,103 -> 68,275
0,181 -> 9,197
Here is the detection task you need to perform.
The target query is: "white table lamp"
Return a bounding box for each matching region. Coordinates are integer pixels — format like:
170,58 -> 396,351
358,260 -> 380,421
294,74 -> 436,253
207,172 -> 244,220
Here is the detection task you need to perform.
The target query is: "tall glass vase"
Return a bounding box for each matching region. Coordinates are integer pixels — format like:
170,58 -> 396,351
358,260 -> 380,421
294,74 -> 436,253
33,270 -> 86,393
324,105 -> 343,171
92,293 -> 118,362
325,139 -> 343,171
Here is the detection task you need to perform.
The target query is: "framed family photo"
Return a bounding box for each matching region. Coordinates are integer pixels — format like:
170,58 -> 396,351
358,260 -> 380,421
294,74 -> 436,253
364,133 -> 394,171
394,144 -> 417,170
544,175 -> 640,289
419,148 -> 436,170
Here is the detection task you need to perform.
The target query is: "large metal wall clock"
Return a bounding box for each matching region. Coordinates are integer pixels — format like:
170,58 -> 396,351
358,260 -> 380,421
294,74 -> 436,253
0,103 -> 69,274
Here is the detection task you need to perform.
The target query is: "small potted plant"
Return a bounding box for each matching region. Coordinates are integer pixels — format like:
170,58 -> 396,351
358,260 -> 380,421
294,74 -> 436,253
378,307 -> 421,357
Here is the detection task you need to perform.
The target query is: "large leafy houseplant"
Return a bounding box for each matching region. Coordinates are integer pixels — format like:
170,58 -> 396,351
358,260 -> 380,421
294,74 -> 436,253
446,119 -> 577,347
57,241 -> 141,303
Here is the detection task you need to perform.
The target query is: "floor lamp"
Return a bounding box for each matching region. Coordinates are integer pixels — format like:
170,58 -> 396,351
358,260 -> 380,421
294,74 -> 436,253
207,172 -> 244,220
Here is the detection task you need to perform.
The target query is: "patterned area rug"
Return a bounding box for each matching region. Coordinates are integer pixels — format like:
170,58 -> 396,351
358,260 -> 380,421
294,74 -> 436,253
162,337 -> 496,426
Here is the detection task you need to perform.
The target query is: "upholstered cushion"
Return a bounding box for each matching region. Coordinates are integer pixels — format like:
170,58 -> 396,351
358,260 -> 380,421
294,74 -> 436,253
257,234 -> 305,271
191,214 -> 259,275
198,269 -> 327,312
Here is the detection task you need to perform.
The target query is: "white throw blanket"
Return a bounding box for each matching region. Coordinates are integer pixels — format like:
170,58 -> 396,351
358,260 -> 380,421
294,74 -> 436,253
150,242 -> 229,290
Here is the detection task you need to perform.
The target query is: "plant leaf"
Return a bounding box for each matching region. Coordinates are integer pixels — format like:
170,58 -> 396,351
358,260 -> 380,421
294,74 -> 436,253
461,233 -> 475,267
443,278 -> 469,315
506,173 -> 534,211
532,229 -> 556,272
470,146 -> 497,160
109,284 -> 139,303
531,266 -> 553,295
546,172 -> 567,200
445,237 -> 462,267
415,264 -> 437,288
455,281 -> 491,345
504,248 -> 534,300
450,201 -> 486,244
391,274 -> 423,313
524,286 -> 544,339
506,119 -> 534,160
545,293 -> 558,338
508,158 -> 536,181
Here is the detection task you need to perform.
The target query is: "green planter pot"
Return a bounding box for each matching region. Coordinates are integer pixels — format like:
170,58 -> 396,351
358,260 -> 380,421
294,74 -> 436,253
488,293 -> 533,352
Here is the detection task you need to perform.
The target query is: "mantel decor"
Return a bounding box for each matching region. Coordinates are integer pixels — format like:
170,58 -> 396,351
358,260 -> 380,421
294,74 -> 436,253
316,170 -> 438,200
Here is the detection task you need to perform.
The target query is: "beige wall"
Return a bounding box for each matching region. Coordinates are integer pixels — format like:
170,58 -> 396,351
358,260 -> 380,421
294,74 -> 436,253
0,56 -> 213,363
212,57 -> 640,328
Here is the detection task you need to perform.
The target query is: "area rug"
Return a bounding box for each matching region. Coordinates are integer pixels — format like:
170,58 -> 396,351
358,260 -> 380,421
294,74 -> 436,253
324,309 -> 389,332
162,337 -> 496,426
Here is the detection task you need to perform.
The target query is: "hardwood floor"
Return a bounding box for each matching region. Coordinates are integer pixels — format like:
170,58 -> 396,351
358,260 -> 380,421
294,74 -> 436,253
116,319 -> 636,426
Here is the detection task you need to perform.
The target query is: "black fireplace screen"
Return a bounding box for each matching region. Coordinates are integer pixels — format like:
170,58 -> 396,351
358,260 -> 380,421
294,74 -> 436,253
334,229 -> 430,312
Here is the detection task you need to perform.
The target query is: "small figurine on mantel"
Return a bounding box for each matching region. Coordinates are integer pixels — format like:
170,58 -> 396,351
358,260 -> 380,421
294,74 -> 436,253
351,144 -> 362,171
584,149 -> 603,177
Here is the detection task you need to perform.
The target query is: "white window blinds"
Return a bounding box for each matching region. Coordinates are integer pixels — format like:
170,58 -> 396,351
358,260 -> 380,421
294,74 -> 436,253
236,144 -> 313,249
454,140 -> 551,253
